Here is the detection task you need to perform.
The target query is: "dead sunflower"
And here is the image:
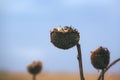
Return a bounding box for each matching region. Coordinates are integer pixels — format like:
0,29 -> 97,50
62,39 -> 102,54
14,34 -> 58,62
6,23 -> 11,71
91,46 -> 110,70
50,26 -> 80,49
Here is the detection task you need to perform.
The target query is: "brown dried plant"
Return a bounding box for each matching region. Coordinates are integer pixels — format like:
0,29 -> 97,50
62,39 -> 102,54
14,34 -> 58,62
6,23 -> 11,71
27,61 -> 42,80
50,26 -> 85,80
91,46 -> 110,80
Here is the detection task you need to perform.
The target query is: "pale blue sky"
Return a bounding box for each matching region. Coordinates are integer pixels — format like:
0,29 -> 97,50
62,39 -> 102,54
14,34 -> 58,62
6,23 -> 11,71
0,0 -> 120,73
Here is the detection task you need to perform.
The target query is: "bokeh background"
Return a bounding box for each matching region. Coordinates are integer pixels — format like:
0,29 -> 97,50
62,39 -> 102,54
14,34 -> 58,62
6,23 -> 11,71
0,0 -> 120,79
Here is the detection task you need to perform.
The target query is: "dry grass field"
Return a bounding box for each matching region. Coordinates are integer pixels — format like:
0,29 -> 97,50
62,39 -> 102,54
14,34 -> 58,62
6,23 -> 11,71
0,72 -> 120,80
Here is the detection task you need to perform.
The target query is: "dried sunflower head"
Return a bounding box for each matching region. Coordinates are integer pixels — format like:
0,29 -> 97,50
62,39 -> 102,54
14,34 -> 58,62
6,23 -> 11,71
27,61 -> 42,75
91,46 -> 110,70
50,26 -> 80,49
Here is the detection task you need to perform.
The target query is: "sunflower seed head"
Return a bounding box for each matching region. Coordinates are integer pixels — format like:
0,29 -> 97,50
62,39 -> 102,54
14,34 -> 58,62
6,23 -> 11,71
90,46 -> 110,70
27,61 -> 42,75
50,26 -> 80,49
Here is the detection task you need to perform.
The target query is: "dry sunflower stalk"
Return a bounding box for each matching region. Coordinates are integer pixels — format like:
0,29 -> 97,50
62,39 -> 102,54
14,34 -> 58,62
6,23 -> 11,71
50,26 -> 85,80
91,46 -> 110,80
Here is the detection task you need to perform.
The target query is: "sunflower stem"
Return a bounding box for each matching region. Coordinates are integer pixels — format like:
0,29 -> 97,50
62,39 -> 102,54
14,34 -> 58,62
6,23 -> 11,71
33,74 -> 36,80
76,43 -> 85,80
98,58 -> 120,80
101,69 -> 104,80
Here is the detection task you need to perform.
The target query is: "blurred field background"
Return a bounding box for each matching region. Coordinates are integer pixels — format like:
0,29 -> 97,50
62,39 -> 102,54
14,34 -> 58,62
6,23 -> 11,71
0,72 -> 120,80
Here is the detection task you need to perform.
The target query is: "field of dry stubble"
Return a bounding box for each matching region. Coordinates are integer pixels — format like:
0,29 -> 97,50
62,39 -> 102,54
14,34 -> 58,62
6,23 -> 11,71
0,72 -> 120,80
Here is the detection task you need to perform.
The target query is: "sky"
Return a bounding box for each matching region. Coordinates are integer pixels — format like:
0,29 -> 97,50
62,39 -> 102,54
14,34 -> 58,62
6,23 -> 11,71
0,0 -> 120,73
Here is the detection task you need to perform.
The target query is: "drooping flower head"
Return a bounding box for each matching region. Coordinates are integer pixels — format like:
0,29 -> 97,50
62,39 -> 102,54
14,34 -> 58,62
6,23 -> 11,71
91,46 -> 110,70
27,61 -> 42,75
50,26 -> 80,49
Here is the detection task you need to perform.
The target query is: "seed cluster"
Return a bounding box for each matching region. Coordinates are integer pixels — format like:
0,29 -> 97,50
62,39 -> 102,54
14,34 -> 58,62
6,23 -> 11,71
27,61 -> 42,75
51,26 -> 78,33
50,26 -> 80,49
91,47 -> 110,70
